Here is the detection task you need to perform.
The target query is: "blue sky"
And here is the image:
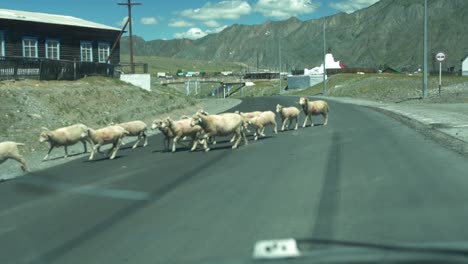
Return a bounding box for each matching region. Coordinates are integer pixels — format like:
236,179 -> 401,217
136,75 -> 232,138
2,0 -> 380,41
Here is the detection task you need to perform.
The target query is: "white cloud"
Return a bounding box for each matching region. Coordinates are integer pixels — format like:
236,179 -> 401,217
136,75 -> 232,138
140,17 -> 158,25
117,16 -> 128,27
330,0 -> 380,13
179,0 -> 251,21
204,20 -> 221,28
174,28 -> 208,40
168,20 -> 195,27
209,25 -> 228,33
254,0 -> 319,20
173,25 -> 228,40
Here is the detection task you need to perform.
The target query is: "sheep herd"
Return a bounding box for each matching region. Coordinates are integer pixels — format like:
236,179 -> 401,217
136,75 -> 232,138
0,97 -> 330,173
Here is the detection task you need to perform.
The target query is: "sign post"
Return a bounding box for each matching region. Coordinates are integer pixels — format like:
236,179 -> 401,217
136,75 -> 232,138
435,52 -> 446,96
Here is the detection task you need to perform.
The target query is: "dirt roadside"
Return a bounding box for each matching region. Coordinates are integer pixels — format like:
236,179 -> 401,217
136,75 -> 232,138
0,77 -> 241,181
312,93 -> 468,160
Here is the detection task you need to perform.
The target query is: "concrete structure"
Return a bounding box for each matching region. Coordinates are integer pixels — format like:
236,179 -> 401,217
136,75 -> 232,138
120,74 -> 151,91
304,53 -> 343,75
462,55 -> 468,76
287,75 -> 326,90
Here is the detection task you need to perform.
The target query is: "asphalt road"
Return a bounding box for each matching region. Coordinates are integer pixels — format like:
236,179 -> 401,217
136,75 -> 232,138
1,96 -> 468,264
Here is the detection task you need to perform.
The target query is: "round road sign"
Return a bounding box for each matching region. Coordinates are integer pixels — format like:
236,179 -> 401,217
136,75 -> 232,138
435,52 -> 446,62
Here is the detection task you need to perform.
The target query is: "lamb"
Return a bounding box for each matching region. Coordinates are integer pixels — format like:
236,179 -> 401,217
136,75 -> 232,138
165,117 -> 204,152
151,119 -> 174,152
0,141 -> 28,172
190,110 -> 248,152
276,104 -> 300,131
245,111 -> 278,140
112,120 -> 148,148
39,124 -> 93,160
84,125 -> 129,160
298,97 -> 329,127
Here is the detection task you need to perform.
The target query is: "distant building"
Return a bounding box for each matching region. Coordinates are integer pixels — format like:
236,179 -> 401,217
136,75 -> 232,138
304,53 -> 344,75
0,8 -> 121,63
462,55 -> 468,76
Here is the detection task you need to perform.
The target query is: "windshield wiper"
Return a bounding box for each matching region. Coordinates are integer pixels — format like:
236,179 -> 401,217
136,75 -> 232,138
253,238 -> 468,261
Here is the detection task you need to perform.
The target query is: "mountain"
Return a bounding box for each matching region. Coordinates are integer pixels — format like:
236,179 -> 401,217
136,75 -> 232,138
120,0 -> 468,72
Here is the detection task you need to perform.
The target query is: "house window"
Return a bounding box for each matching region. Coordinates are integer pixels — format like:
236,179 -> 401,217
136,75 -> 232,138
98,42 -> 110,63
0,31 -> 5,57
22,37 -> 38,58
80,41 -> 93,62
45,39 -> 60,60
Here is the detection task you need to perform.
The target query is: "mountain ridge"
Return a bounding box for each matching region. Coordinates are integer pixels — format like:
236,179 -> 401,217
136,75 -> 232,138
120,0 -> 468,72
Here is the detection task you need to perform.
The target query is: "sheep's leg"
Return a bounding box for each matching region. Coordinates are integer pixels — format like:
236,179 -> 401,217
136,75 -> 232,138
190,135 -> 198,151
89,144 -> 100,160
11,154 -> 28,172
172,136 -> 180,152
309,115 -> 314,127
302,114 -> 309,128
64,146 -> 69,158
281,118 -> 288,131
260,126 -> 266,136
43,145 -> 55,160
273,121 -> 278,134
132,134 -> 141,149
242,129 -> 248,145
233,131 -> 241,149
81,140 -> 88,153
294,117 -> 299,130
110,139 -> 122,160
323,113 -> 328,126
230,134 -> 237,143
254,126 -> 262,140
142,133 -> 148,147
203,134 -> 211,152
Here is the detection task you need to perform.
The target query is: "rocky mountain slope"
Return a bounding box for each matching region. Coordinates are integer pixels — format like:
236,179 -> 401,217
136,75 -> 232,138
121,0 -> 468,72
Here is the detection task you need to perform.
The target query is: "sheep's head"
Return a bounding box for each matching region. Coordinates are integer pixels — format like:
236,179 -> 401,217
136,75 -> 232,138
299,97 -> 308,106
196,109 -> 209,116
276,104 -> 283,113
190,114 -> 202,127
151,119 -> 162,130
39,131 -> 51,143
80,128 -> 92,139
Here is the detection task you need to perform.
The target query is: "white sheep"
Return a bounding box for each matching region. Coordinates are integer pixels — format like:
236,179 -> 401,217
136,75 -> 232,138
276,104 -> 300,131
0,141 -> 28,172
298,97 -> 330,127
151,119 -> 174,152
84,125 -> 129,160
190,110 -> 248,152
39,124 -> 93,160
246,111 -> 278,140
165,117 -> 204,152
113,120 -> 148,148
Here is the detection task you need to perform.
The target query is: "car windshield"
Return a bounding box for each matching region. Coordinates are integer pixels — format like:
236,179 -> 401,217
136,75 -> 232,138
1,1 -> 468,264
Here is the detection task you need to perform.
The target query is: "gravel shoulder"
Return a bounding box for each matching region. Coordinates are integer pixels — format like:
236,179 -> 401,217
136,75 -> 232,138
0,77 -> 241,181
311,95 -> 468,159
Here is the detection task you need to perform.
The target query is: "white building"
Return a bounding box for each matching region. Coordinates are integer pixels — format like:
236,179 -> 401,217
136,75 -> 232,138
304,53 -> 343,75
462,55 -> 468,76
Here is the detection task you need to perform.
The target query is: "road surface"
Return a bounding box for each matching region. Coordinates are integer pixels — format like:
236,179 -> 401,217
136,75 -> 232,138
1,96 -> 468,264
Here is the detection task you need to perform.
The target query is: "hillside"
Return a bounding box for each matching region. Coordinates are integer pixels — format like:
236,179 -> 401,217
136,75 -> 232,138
120,0 -> 468,73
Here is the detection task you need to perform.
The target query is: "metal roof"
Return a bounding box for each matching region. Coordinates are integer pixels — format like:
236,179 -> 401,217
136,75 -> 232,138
0,8 -> 121,31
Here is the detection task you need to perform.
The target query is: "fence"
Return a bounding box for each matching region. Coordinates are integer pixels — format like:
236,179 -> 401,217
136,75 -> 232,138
0,56 -> 114,81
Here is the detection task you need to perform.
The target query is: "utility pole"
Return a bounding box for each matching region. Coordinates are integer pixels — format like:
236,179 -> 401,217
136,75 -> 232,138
422,0 -> 428,98
323,21 -> 327,96
118,0 -> 141,74
278,39 -> 282,94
